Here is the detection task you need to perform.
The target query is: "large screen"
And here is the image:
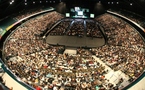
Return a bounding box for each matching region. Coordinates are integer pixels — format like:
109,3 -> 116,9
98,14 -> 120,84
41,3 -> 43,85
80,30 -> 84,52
65,13 -> 70,17
77,11 -> 83,16
66,7 -> 94,18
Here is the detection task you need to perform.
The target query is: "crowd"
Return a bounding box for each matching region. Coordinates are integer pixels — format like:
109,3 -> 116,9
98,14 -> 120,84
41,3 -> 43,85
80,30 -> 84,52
4,11 -> 64,57
7,48 -> 118,90
96,14 -> 145,48
14,8 -> 43,20
49,19 -> 73,36
2,11 -> 145,90
92,13 -> 145,82
86,20 -> 103,38
49,19 -> 103,38
66,19 -> 85,37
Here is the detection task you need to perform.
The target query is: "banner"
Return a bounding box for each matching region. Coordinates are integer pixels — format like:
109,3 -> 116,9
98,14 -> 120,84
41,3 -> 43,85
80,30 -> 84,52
0,28 -> 6,39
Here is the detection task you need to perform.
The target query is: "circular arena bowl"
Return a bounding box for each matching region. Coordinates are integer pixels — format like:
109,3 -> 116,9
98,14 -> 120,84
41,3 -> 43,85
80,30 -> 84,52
1,11 -> 145,90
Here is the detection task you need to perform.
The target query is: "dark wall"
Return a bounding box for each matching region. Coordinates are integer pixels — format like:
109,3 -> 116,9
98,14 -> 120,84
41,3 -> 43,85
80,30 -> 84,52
0,0 -> 60,20
104,0 -> 145,16
0,0 -> 145,19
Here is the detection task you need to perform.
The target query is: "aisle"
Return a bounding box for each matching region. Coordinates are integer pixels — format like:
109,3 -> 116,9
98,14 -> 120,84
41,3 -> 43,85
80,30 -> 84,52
92,55 -> 130,88
2,73 -> 27,90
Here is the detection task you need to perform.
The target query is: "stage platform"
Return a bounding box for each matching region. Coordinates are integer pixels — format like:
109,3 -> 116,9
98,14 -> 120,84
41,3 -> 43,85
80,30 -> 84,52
46,35 -> 105,48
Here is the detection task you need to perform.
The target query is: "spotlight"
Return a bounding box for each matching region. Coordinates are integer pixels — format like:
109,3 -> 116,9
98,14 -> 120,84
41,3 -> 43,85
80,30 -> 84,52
99,1 -> 101,3
9,2 -> 13,5
130,3 -> 133,5
25,2 -> 27,5
9,0 -> 14,5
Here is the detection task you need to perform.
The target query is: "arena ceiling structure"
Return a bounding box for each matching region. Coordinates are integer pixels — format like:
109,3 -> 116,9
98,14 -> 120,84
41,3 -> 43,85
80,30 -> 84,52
0,0 -> 145,19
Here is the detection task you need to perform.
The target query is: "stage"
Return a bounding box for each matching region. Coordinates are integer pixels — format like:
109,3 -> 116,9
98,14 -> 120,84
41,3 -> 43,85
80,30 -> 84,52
46,35 -> 105,48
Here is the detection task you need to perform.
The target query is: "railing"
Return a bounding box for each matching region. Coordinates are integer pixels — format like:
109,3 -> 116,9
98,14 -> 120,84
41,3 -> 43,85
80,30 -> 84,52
0,58 -> 35,90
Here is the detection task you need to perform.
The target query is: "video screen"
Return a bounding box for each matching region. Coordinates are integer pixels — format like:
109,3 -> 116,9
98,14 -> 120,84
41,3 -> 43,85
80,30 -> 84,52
77,11 -> 83,16
66,7 -> 94,18
65,13 -> 70,17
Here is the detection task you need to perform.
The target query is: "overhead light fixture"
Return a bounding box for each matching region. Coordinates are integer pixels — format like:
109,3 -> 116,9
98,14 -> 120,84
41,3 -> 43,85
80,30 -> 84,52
130,3 -> 133,5
9,0 -> 14,5
99,1 -> 101,3
9,2 -> 13,4
25,2 -> 27,5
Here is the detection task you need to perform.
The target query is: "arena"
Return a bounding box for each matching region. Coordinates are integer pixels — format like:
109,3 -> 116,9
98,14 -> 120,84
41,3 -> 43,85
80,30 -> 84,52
0,0 -> 145,90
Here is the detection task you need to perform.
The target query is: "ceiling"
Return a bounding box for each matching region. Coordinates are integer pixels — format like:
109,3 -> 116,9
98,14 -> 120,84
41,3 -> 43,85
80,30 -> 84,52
0,0 -> 145,19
